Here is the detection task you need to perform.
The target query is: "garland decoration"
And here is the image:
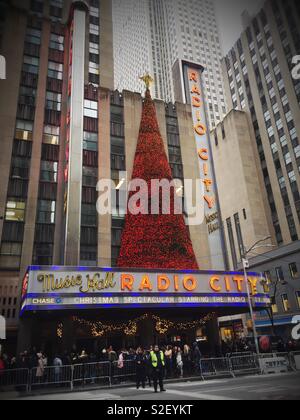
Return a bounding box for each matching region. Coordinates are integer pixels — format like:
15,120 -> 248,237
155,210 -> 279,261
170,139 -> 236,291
71,313 -> 215,338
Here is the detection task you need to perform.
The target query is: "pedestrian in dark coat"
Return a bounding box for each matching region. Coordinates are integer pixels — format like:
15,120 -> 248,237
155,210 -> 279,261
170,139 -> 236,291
192,342 -> 202,373
135,347 -> 147,389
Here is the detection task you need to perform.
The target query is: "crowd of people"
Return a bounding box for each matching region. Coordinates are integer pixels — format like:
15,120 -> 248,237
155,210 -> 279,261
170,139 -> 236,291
1,337 -> 299,392
0,343 -> 202,393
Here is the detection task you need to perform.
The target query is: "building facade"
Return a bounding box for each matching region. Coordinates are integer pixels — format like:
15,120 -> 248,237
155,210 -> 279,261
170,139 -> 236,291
248,241 -> 300,341
0,0 -> 114,348
112,0 -> 153,96
222,0 -> 300,248
0,0 -> 225,351
220,0 -> 300,341
113,0 -> 227,129
211,109 -> 275,271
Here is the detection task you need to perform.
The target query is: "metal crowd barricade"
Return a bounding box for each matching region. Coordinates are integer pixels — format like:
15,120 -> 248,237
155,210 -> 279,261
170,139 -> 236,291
290,352 -> 300,371
200,358 -> 233,380
226,352 -> 254,359
112,360 -> 136,383
30,365 -> 73,391
258,352 -> 292,374
230,354 -> 260,376
0,369 -> 30,392
72,362 -> 111,387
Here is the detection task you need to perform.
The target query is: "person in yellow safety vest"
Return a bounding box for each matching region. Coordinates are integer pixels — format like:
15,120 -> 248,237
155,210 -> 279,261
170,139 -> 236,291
150,345 -> 166,393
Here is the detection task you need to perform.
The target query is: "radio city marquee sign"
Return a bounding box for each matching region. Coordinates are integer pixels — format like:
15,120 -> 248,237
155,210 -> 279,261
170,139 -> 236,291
20,267 -> 270,313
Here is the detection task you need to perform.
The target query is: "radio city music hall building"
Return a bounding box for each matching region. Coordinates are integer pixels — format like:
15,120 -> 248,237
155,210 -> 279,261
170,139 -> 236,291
0,0 -> 270,354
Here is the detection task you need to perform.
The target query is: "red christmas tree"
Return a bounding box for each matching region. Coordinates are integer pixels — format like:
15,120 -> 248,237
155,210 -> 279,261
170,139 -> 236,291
117,88 -> 199,270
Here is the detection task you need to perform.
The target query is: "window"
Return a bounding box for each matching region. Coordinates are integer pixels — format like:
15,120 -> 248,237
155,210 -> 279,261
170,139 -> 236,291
272,301 -> 279,314
0,243 -> 22,268
25,28 -> 41,45
89,61 -> 99,75
30,0 -> 44,13
48,61 -> 63,79
83,131 -> 98,151
11,156 -> 30,180
264,271 -> 272,282
111,136 -> 125,156
82,166 -> 97,187
35,224 -> 55,243
281,294 -> 290,312
111,219 -> 125,266
15,120 -> 33,141
19,86 -> 36,106
33,244 -> 53,266
5,200 -> 26,222
36,200 -> 56,224
226,218 -> 238,269
89,43 -> 99,55
289,263 -> 299,279
50,33 -> 64,51
234,213 -> 244,260
22,56 -> 39,74
13,140 -> 32,158
81,204 -> 97,226
40,161 -> 58,182
84,100 -> 98,118
221,122 -> 225,139
276,267 -> 285,282
43,125 -> 60,145
2,221 -> 24,242
80,246 -> 97,266
89,24 -> 99,35
263,271 -> 271,293
46,91 -> 61,111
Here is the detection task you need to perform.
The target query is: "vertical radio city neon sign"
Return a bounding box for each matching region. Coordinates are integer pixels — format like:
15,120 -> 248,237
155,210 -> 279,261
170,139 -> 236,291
189,69 -> 214,211
186,64 -> 225,269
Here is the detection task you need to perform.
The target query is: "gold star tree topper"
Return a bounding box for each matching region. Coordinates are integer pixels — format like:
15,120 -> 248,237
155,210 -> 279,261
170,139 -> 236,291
140,73 -> 154,90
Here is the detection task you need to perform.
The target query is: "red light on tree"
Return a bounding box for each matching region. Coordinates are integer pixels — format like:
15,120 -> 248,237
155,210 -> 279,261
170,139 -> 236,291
117,89 -> 199,270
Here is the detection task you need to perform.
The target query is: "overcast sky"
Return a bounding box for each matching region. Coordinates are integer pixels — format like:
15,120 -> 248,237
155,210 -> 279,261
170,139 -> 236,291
214,0 -> 264,54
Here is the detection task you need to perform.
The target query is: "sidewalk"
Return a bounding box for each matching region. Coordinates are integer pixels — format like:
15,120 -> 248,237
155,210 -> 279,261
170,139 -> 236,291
0,374 -> 207,400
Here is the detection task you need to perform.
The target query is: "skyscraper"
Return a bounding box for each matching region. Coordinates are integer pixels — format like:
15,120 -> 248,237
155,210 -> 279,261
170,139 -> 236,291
112,0 -> 153,95
219,0 -> 300,338
113,0 -> 227,128
0,0 -> 114,348
222,0 -> 300,247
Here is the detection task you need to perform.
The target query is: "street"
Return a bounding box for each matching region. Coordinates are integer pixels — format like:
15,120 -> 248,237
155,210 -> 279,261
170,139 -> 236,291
6,372 -> 300,401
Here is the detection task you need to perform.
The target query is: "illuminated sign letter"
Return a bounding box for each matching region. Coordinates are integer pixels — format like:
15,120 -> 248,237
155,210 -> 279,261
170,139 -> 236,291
191,85 -> 201,95
139,275 -> 153,291
248,277 -> 258,295
189,71 -> 198,82
158,275 -> 170,291
225,276 -> 231,292
204,195 -> 215,209
174,275 -> 179,291
210,276 -> 221,292
192,96 -> 202,108
203,179 -> 213,192
233,276 -> 244,293
194,123 -> 207,135
183,276 -> 197,292
121,274 -> 134,291
198,148 -> 209,161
